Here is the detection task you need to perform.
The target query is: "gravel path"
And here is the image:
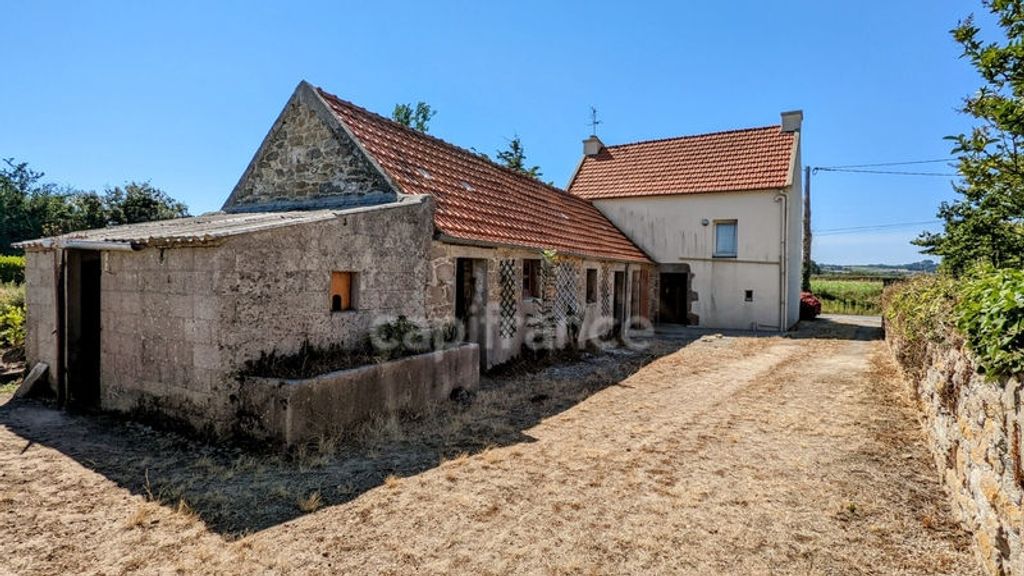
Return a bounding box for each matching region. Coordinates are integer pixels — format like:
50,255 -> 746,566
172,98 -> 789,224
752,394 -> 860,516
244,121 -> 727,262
0,316 -> 982,575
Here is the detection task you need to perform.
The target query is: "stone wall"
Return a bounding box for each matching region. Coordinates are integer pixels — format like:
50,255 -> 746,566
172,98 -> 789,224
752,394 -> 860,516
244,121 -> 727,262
238,343 -> 479,445
100,244 -> 229,431
888,333 -> 1023,576
213,197 -> 434,372
224,85 -> 397,212
21,197 -> 436,437
22,250 -> 58,390
425,241 -> 656,369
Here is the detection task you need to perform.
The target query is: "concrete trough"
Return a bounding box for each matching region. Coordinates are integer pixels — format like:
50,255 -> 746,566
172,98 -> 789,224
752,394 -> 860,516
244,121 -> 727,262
237,343 -> 479,445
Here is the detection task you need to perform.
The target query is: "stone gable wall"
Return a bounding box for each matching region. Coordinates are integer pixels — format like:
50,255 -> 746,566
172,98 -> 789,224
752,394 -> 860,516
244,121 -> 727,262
225,95 -> 397,212
888,332 -> 1023,576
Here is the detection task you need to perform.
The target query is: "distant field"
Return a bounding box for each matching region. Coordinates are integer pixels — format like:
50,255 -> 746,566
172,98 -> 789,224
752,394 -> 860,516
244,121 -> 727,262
810,278 -> 884,316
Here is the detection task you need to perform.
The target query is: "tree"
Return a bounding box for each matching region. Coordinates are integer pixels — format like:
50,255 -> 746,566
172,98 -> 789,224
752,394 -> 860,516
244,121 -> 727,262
496,135 -> 543,179
914,1 -> 1024,275
392,102 -> 436,132
0,158 -> 189,253
0,159 -> 43,253
103,182 -> 189,225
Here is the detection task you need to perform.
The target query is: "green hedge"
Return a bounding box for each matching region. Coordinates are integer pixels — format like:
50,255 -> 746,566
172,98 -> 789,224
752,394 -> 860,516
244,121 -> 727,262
954,268 -> 1024,377
884,268 -> 1024,379
0,255 -> 25,284
0,303 -> 24,348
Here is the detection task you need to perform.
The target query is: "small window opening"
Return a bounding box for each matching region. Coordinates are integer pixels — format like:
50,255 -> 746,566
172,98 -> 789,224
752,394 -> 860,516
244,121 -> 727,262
585,269 -> 598,304
523,259 -> 541,299
330,271 -> 356,312
714,220 -> 738,258
744,290 -> 754,302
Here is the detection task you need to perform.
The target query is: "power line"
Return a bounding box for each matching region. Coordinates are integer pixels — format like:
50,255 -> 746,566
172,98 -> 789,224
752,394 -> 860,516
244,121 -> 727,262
814,220 -> 943,236
818,158 -> 954,169
813,167 -> 957,177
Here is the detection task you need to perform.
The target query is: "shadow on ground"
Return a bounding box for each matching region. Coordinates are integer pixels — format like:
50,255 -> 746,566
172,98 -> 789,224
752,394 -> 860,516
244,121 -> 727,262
655,314 -> 883,343
0,339 -> 688,538
0,319 -> 879,537
789,314 -> 884,342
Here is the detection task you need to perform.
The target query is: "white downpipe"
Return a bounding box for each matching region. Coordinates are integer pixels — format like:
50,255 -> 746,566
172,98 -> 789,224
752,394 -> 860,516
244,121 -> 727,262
774,192 -> 788,331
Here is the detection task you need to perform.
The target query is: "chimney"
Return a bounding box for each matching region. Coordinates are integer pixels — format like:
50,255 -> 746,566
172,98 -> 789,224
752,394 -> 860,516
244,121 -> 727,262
583,135 -> 605,157
781,110 -> 803,132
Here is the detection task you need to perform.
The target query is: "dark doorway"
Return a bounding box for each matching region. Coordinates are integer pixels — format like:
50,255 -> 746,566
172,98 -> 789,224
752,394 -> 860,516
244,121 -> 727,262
455,258 -> 488,369
455,258 -> 475,334
612,270 -> 626,335
659,273 -> 689,325
66,250 -> 102,407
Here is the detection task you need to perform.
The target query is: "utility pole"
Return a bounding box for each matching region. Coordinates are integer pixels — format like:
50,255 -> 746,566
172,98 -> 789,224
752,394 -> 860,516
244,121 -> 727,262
802,165 -> 812,291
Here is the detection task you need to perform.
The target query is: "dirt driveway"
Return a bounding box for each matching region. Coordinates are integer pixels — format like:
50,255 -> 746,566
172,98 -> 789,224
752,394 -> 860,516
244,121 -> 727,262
0,316 -> 981,575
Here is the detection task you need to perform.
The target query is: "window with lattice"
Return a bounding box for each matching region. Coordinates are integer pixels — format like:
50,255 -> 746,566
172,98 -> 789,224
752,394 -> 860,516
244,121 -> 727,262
499,259 -> 517,339
554,262 -> 580,322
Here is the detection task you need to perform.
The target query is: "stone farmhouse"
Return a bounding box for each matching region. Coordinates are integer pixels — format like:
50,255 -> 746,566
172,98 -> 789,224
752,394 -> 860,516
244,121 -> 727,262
15,81 -> 802,440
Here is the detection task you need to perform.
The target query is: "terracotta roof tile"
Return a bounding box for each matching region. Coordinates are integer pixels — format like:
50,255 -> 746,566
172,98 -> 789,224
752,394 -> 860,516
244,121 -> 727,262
317,88 -> 649,263
568,126 -> 797,200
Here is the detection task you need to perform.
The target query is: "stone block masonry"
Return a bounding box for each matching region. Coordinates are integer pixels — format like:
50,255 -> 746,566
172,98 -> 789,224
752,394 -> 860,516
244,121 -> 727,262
224,84 -> 397,212
888,332 -> 1023,576
22,197 -> 437,438
238,343 -> 479,445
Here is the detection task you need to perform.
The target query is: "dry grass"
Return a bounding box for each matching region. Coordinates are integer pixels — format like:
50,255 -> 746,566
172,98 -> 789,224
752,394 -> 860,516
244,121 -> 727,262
296,491 -> 322,513
0,320 -> 982,575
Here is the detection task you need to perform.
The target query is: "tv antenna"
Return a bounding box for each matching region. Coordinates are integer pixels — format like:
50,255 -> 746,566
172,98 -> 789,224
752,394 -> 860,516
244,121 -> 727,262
589,106 -> 601,136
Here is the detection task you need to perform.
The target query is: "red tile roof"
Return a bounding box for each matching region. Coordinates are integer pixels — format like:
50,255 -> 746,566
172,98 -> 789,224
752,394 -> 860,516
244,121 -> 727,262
317,88 -> 650,263
568,126 -> 798,200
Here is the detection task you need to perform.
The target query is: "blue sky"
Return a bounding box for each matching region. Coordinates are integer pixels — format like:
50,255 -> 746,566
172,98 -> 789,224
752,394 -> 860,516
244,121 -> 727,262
1,2 -> 987,264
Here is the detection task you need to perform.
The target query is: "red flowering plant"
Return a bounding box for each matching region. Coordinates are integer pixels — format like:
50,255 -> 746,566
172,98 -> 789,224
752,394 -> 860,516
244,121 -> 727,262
800,292 -> 821,320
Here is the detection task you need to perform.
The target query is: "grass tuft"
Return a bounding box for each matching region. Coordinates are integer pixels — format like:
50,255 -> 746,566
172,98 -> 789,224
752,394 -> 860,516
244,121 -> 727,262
296,491 -> 322,513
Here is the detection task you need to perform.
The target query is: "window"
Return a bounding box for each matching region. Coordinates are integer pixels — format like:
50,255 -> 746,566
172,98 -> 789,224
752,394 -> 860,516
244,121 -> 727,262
745,290 -> 754,302
714,221 -> 738,258
523,259 -> 541,299
585,269 -> 598,304
330,271 -> 357,312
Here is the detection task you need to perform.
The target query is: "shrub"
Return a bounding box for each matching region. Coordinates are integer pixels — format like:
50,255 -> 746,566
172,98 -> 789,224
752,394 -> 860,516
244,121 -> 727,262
0,255 -> 25,284
883,275 -> 958,372
884,268 -> 1024,379
0,282 -> 25,309
954,267 -> 1024,378
799,292 -> 821,320
0,303 -> 25,348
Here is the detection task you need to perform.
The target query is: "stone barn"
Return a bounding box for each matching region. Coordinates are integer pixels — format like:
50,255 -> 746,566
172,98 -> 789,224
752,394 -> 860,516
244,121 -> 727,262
16,81 -> 655,440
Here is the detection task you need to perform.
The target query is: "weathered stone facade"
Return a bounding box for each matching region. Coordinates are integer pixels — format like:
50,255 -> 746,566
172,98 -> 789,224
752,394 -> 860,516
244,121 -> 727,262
888,333 -> 1024,576
223,85 -> 397,212
425,241 -> 657,370
24,197 -> 435,436
22,251 -> 59,382
18,80 -> 659,444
